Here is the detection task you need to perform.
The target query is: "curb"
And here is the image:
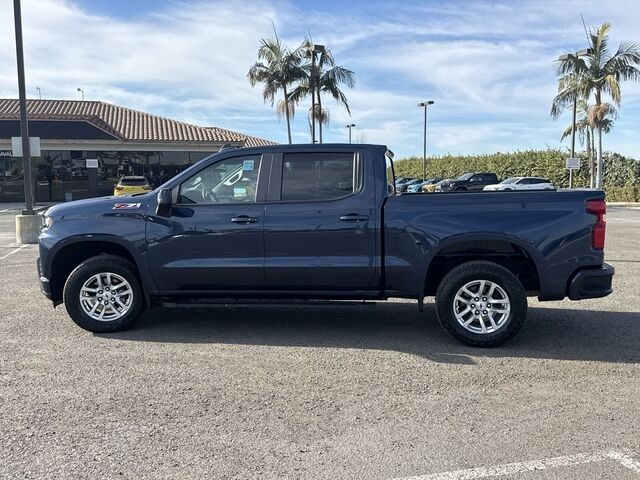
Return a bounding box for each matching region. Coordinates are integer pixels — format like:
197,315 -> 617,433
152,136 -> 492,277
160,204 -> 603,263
607,202 -> 640,209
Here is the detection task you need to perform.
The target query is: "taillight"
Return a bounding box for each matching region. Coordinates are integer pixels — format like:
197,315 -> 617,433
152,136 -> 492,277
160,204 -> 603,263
586,199 -> 606,249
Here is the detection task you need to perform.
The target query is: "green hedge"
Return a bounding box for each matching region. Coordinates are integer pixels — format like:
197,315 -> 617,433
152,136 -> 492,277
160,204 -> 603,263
394,149 -> 640,200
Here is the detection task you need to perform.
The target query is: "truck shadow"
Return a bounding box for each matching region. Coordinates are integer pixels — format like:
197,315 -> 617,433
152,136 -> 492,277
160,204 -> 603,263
97,302 -> 640,364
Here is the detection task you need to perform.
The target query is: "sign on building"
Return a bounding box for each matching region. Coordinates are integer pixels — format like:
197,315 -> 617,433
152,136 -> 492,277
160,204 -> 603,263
11,137 -> 41,157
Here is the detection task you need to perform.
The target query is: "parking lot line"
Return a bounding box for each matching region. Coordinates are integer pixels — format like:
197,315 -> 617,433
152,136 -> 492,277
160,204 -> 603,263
0,244 -> 28,261
392,450 -> 640,479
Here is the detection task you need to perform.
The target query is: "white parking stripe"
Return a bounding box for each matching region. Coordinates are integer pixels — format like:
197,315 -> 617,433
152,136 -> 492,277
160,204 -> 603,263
392,450 -> 640,480
607,450 -> 640,473
0,244 -> 29,261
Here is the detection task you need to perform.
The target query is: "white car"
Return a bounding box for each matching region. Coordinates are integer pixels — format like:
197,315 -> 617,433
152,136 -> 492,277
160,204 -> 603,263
484,177 -> 555,191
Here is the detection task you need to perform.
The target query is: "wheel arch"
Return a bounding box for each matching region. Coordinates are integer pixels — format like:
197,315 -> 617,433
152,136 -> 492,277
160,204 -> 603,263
47,236 -> 148,305
422,233 -> 546,297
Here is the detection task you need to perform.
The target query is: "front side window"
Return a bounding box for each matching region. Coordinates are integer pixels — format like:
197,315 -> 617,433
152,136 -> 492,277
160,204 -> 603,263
177,155 -> 262,205
281,153 -> 355,201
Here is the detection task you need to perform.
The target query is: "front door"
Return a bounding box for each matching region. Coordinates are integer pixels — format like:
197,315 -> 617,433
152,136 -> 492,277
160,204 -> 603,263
263,150 -> 378,292
146,153 -> 268,292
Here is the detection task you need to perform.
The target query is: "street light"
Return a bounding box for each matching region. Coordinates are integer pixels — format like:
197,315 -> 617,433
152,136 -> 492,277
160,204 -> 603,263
346,123 -> 356,143
77,87 -> 84,101
418,100 -> 434,181
558,48 -> 592,188
310,44 -> 324,144
12,0 -> 34,215
36,86 -> 41,99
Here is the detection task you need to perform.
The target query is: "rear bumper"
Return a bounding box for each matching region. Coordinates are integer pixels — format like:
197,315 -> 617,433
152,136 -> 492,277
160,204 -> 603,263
568,263 -> 615,300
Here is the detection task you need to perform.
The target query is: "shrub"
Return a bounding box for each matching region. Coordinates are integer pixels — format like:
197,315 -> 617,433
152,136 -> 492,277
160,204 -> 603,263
394,149 -> 639,193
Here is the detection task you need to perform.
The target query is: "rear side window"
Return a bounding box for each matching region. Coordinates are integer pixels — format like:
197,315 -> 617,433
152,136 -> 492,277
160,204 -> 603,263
281,153 -> 356,201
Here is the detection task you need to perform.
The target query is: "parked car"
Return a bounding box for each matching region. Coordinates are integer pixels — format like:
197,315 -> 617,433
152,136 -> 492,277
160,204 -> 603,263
114,176 -> 153,196
436,172 -> 499,192
421,178 -> 443,192
406,180 -> 431,193
483,177 -> 556,191
38,144 -> 613,347
398,178 -> 423,192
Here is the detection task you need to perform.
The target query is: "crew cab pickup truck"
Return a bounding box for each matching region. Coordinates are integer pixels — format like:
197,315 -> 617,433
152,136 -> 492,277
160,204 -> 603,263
38,144 -> 614,347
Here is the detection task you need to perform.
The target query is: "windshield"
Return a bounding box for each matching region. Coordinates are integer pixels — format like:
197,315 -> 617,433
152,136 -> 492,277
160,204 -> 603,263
457,173 -> 474,180
499,178 -> 519,184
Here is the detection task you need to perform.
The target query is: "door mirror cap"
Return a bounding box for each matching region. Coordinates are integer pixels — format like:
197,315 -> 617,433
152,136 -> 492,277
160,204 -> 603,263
156,188 -> 172,216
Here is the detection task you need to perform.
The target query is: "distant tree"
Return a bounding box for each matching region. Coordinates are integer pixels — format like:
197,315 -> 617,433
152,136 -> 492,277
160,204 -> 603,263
247,35 -> 306,144
290,40 -> 355,143
560,99 -> 615,187
553,23 -> 640,188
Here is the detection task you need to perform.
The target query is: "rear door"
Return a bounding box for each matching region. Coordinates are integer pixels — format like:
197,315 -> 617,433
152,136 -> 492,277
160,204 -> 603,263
263,149 -> 379,292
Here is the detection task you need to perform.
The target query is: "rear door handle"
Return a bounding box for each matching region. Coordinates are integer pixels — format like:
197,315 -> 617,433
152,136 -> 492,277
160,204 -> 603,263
230,215 -> 258,224
339,214 -> 369,222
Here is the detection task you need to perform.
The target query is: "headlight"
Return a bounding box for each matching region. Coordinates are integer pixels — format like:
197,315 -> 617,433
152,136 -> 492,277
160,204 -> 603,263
42,216 -> 53,229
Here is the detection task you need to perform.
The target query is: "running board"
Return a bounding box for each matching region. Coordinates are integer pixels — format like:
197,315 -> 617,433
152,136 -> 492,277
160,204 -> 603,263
160,298 -> 378,308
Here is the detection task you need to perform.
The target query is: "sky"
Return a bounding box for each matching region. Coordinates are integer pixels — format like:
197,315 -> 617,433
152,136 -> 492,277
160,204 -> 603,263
0,0 -> 639,159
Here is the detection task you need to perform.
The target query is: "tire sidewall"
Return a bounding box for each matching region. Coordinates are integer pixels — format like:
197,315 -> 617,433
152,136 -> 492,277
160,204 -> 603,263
63,255 -> 143,333
436,262 -> 527,347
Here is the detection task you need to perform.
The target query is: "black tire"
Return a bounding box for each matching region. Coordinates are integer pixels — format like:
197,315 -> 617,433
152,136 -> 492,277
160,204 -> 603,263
435,261 -> 527,347
63,255 -> 144,333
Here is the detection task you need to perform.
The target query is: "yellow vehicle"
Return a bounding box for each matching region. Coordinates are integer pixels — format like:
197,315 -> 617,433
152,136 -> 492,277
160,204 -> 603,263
114,176 -> 153,196
422,178 -> 443,192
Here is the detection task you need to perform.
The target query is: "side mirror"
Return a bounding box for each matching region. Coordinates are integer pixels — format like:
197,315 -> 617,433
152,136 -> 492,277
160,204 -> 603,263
156,188 -> 172,216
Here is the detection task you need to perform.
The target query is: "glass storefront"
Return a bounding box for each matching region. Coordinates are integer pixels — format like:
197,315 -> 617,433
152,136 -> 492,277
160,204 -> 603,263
0,150 -> 214,203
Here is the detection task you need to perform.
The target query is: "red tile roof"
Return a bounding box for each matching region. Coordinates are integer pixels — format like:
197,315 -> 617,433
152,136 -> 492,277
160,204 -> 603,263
0,99 -> 276,147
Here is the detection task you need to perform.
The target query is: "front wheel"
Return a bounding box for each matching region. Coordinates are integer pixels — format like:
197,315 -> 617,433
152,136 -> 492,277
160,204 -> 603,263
63,255 -> 145,333
435,261 -> 527,347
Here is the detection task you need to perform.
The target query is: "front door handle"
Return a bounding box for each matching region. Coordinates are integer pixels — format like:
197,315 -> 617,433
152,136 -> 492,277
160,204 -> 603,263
230,215 -> 258,224
339,214 -> 369,222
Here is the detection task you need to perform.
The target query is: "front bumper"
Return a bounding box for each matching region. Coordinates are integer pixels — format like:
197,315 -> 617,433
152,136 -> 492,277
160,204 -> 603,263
568,263 -> 615,300
37,256 -> 53,300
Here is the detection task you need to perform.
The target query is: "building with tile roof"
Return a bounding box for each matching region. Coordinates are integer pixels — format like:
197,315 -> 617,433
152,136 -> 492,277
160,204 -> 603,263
0,99 -> 275,202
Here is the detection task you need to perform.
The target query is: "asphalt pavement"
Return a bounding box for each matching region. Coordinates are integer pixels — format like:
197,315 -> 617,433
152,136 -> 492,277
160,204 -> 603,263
0,208 -> 638,479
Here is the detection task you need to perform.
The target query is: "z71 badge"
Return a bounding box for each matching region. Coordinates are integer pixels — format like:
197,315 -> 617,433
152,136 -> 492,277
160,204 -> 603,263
113,202 -> 141,210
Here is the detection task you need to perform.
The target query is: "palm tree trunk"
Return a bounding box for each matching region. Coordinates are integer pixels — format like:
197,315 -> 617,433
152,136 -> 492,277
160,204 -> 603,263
587,128 -> 595,188
283,85 -> 292,145
317,88 -> 323,144
596,124 -> 604,189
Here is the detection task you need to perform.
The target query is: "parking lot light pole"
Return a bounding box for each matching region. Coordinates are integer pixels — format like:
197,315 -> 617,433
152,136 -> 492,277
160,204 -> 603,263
418,100 -> 434,181
77,87 -> 84,101
13,0 -> 34,215
346,123 -> 355,143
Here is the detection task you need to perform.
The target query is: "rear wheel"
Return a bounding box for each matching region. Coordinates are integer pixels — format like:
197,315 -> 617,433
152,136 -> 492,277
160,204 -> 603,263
435,261 -> 527,347
63,255 -> 144,333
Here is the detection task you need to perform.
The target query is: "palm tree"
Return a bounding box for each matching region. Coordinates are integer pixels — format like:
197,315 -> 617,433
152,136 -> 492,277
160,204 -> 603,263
247,36 -> 305,144
290,40 -> 355,143
559,99 -> 615,187
555,23 -> 640,188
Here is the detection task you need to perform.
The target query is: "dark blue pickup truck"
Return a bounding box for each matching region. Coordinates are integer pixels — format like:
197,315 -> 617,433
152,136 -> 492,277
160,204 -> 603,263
38,144 -> 613,346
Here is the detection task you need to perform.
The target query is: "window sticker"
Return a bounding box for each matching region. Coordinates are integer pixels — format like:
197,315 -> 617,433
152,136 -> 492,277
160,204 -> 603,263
233,187 -> 248,198
242,160 -> 255,171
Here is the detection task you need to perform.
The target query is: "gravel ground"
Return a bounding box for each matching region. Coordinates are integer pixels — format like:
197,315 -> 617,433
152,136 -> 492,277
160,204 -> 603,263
0,208 -> 638,479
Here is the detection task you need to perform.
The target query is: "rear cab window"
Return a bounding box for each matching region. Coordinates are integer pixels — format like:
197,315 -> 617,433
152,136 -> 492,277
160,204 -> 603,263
280,152 -> 359,202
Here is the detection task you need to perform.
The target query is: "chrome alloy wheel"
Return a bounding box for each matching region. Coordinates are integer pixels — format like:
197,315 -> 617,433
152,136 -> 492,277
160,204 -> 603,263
453,280 -> 511,334
79,272 -> 133,322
